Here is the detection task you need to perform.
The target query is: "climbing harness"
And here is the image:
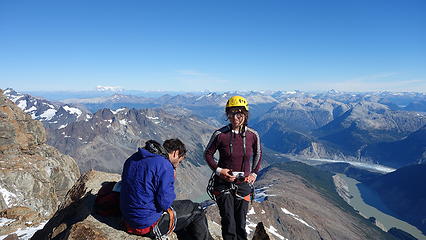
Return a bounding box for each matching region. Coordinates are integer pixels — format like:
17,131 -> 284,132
206,125 -> 256,203
207,173 -> 253,203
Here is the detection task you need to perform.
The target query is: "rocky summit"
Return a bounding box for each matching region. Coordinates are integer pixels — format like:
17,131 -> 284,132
30,164 -> 397,240
0,89 -> 80,237
30,170 -> 224,240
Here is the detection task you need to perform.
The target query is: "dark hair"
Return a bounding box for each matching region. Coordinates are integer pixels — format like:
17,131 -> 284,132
163,138 -> 187,157
225,106 -> 249,126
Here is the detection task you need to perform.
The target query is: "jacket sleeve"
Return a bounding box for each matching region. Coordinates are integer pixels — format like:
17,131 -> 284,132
251,130 -> 262,174
204,130 -> 220,171
155,162 -> 176,211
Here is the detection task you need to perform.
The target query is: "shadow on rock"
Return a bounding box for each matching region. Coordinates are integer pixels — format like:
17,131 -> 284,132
31,171 -> 127,240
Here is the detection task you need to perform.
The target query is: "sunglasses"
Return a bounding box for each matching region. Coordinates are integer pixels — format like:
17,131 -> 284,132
227,112 -> 245,119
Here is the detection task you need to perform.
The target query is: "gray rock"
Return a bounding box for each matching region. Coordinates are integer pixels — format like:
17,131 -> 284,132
0,89 -> 80,235
252,222 -> 271,240
31,170 -> 223,240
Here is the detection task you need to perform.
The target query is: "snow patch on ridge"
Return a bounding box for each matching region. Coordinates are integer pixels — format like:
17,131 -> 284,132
0,217 -> 15,227
247,207 -> 256,215
281,207 -> 316,230
0,186 -> 17,207
63,106 -> 82,118
147,116 -> 160,124
267,225 -> 287,240
0,220 -> 48,240
10,95 -> 24,103
112,108 -> 126,114
40,109 -> 57,121
17,100 -> 27,109
24,106 -> 37,113
245,220 -> 257,235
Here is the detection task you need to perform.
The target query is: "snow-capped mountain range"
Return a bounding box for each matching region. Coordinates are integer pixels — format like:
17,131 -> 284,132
3,88 -> 91,128
5,87 -> 426,170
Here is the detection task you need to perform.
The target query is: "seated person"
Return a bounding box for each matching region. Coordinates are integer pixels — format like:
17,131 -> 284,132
120,139 -> 213,240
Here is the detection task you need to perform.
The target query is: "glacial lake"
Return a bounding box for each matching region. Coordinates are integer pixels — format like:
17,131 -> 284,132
338,174 -> 426,240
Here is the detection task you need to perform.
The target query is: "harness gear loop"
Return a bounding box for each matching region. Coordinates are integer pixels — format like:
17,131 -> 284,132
153,206 -> 177,240
166,207 -> 177,235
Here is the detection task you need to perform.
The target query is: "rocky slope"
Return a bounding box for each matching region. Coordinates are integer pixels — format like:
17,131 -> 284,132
315,101 -> 426,151
362,125 -> 426,168
254,97 -> 349,133
363,163 -> 426,234
239,161 -> 397,240
0,89 -> 80,237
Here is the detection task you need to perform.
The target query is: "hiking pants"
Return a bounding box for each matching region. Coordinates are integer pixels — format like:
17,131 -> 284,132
214,179 -> 251,240
149,200 -> 213,240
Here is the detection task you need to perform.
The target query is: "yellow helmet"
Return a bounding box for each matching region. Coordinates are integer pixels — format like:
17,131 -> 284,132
226,96 -> 249,111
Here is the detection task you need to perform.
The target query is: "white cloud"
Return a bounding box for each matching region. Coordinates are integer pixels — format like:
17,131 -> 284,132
96,85 -> 123,92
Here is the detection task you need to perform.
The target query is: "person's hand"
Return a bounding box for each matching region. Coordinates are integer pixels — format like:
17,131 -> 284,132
246,173 -> 257,184
220,168 -> 236,182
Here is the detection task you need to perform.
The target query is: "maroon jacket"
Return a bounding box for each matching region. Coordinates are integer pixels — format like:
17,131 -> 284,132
204,125 -> 262,176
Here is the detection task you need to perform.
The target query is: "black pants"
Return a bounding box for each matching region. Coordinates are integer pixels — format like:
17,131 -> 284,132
148,200 -> 213,240
214,178 -> 251,240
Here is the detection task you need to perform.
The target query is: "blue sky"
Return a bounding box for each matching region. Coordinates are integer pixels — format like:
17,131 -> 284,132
1,0 -> 425,92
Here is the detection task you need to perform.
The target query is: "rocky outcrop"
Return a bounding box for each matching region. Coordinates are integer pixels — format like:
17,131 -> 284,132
0,89 -> 80,236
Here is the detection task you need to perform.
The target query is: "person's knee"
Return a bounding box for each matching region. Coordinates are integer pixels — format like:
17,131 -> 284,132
173,199 -> 206,218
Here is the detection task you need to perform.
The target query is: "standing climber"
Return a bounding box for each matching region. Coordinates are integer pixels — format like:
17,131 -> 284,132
205,96 -> 262,240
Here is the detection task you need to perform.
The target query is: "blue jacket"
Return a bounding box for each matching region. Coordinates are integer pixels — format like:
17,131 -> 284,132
120,148 -> 176,229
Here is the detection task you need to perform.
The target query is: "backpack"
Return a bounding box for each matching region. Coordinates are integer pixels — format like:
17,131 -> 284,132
94,181 -> 121,217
